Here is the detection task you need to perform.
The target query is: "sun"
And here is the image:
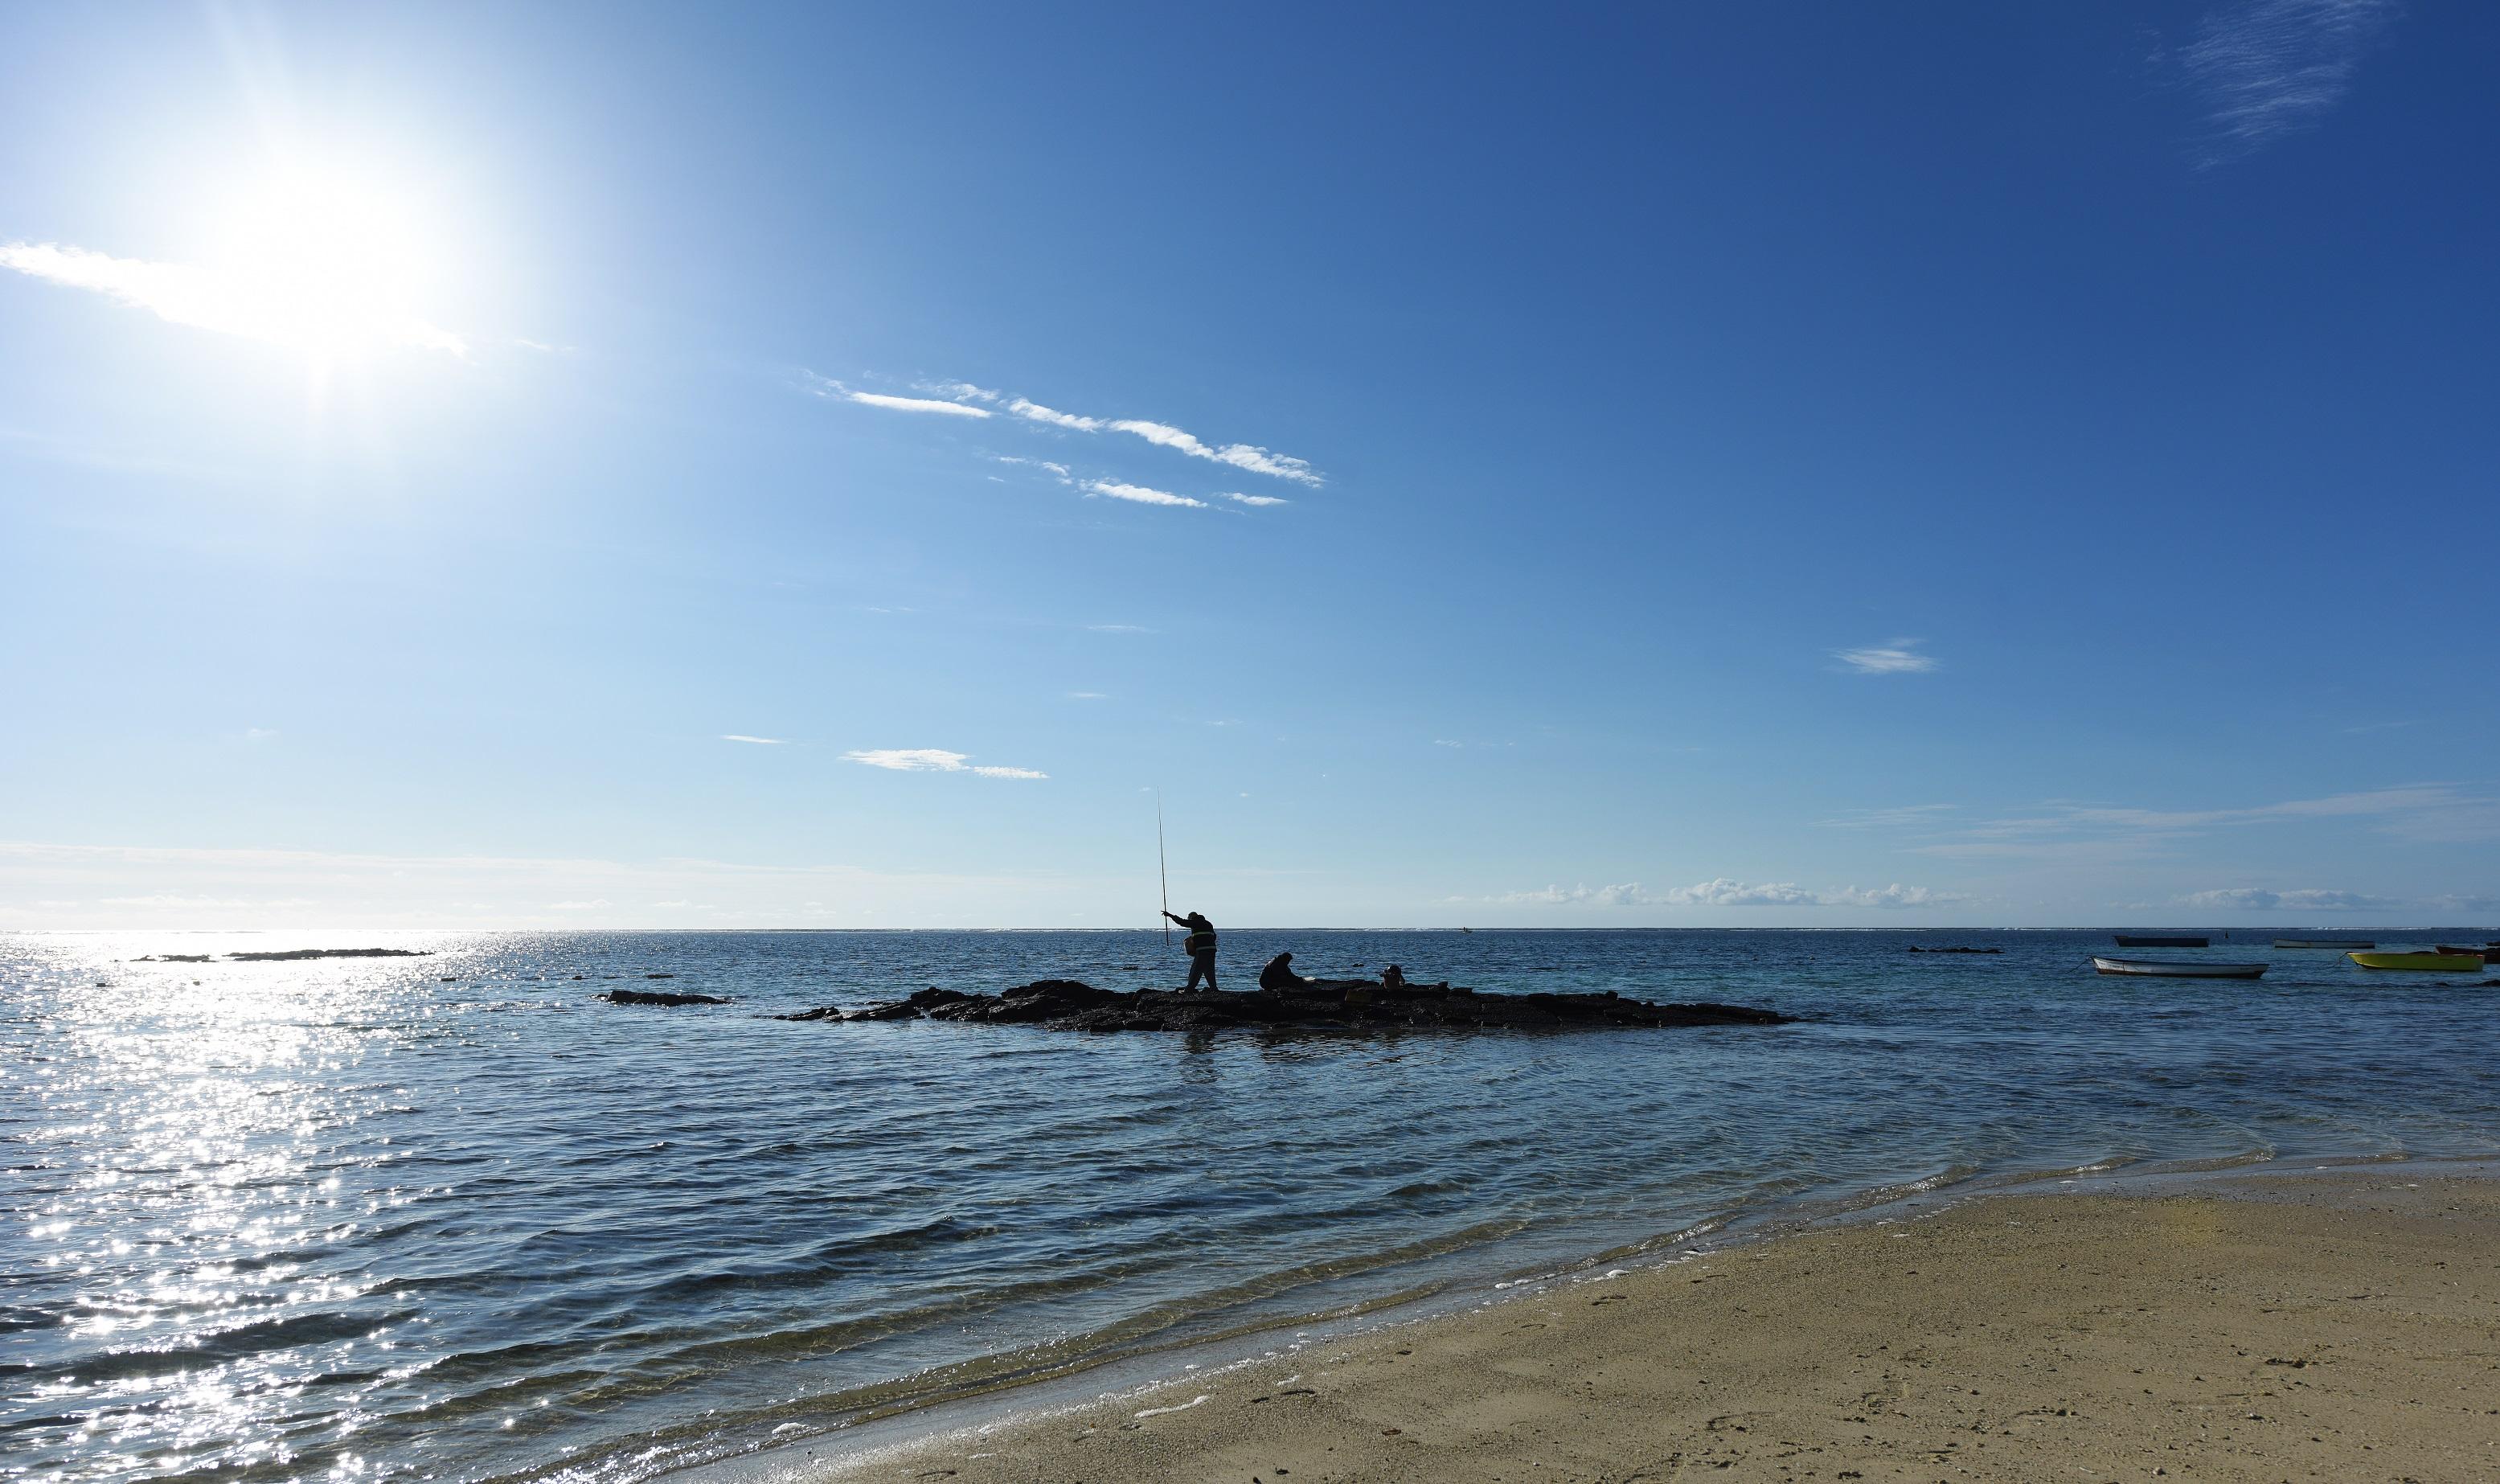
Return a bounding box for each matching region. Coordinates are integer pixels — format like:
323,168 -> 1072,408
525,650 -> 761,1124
199,162 -> 467,362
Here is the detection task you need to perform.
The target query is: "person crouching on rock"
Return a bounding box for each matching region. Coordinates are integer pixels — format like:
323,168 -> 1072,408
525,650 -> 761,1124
1163,910 -> 1219,990
1380,964 -> 1406,991
1260,952 -> 1310,994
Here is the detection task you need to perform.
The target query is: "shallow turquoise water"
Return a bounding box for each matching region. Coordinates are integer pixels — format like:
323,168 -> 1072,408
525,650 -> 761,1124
6,928 -> 2497,1482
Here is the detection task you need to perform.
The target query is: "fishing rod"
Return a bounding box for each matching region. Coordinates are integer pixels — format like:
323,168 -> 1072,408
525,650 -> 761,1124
1157,795 -> 1170,948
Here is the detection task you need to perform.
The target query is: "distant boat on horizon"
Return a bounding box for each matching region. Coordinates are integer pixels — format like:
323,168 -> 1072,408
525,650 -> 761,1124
2093,956 -> 2265,978
2113,934 -> 2209,949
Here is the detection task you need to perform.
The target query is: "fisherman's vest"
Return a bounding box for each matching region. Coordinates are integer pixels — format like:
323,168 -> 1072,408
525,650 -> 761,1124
1185,930 -> 1217,955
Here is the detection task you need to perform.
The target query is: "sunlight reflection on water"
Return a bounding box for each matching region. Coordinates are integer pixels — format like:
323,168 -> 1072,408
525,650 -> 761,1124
6,928 -> 2498,1482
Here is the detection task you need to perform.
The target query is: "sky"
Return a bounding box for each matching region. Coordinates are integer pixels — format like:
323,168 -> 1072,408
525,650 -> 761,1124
2,2 -> 2494,930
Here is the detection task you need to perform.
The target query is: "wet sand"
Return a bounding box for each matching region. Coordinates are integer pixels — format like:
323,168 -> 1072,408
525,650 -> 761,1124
799,1171 -> 2500,1482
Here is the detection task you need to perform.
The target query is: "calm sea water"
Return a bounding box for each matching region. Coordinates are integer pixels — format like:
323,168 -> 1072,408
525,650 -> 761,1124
8,927 -> 2498,1482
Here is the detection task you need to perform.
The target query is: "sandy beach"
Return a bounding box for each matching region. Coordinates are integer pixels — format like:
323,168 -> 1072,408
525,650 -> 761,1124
802,1170 -> 2500,1483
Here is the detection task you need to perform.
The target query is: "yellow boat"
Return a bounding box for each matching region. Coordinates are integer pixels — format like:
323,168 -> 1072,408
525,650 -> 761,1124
2347,951 -> 2487,972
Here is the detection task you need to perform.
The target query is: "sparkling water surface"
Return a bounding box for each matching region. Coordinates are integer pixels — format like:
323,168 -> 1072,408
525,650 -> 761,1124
7,928 -> 2498,1482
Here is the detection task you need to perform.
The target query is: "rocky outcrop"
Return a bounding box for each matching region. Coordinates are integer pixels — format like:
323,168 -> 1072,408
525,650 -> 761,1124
602,989 -> 732,1006
780,979 -> 1790,1033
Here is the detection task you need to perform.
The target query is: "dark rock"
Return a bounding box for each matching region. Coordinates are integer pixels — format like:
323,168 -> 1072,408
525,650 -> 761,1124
135,954 -> 215,963
793,978 -> 1790,1034
602,989 -> 731,1006
844,986 -> 982,1022
644,973 -> 677,979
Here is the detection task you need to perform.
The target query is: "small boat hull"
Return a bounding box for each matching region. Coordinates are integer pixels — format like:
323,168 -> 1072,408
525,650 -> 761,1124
2093,957 -> 2266,978
2113,935 -> 2210,948
2348,952 -> 2486,972
2275,939 -> 2373,949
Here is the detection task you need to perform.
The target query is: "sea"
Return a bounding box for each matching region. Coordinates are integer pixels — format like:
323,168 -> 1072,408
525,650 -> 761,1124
7,927 -> 2498,1483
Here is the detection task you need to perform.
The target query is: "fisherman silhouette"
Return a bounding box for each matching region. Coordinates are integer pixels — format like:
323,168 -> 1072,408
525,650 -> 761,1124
1162,910 -> 1219,990
1259,951 -> 1310,993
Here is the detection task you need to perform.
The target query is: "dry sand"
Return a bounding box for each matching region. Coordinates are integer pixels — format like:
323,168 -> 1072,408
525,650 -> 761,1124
792,1171 -> 2500,1483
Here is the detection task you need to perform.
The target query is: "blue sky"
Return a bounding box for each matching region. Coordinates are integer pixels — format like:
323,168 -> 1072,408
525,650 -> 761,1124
3,2 -> 2494,929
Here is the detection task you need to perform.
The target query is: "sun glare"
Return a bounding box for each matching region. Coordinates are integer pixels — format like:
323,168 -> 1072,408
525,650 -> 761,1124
198,162 -> 467,361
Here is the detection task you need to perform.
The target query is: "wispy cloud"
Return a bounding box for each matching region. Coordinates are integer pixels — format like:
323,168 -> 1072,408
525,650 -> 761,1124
803,374 -> 993,417
1909,783 -> 2500,857
1482,878 -> 1960,908
1068,691 -> 1108,700
2,240 -> 468,356
1096,418 -> 1321,485
843,748 -> 1047,780
1008,397 -> 1104,431
1818,804 -> 1958,829
1085,623 -> 1151,633
720,734 -> 787,745
1084,479 -> 1207,509
842,379 -> 1322,486
2174,0 -> 2400,165
1220,491 -> 1289,507
916,380 -> 1001,404
2177,886 -> 2394,911
1834,640 -> 1938,675
995,455 -> 1074,481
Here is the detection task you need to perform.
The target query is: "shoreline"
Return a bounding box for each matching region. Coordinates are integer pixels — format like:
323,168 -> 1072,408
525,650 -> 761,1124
664,1154 -> 2500,1484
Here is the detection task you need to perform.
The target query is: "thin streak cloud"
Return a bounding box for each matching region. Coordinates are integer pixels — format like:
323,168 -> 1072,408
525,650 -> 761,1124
1084,480 -> 1207,509
850,379 -> 1323,486
1834,640 -> 1939,674
843,748 -> 1047,780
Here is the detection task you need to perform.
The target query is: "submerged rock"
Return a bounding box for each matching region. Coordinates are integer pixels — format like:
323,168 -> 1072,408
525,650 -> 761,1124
602,988 -> 732,1006
784,978 -> 1790,1033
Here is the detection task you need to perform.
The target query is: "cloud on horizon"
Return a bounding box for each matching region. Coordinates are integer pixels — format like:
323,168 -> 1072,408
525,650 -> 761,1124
1483,878 -> 1961,909
843,748 -> 1047,780
2177,886 -> 2395,911
2174,0 -> 2400,165
720,734 -> 787,745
